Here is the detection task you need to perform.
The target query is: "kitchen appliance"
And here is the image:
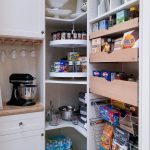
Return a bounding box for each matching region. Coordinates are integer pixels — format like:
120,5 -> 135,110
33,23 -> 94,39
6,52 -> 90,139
7,74 -> 37,106
59,105 -> 79,121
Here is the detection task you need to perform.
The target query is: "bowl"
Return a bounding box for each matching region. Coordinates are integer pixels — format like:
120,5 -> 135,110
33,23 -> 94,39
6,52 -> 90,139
47,0 -> 69,9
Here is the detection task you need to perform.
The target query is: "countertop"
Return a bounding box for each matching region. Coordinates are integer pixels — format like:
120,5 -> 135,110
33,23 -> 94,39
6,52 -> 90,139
0,103 -> 44,117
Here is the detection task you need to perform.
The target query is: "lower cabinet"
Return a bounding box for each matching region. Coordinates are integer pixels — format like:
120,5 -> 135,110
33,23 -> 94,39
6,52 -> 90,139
0,130 -> 45,150
0,112 -> 45,150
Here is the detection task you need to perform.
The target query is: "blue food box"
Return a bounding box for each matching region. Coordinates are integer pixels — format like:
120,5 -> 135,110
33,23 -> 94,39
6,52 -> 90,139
99,19 -> 109,30
59,60 -> 68,72
93,70 -> 102,77
99,105 -> 120,126
101,71 -> 116,81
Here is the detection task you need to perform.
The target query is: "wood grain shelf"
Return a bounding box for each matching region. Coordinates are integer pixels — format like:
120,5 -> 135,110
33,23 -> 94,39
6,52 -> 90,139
90,48 -> 138,62
90,18 -> 139,39
90,77 -> 138,106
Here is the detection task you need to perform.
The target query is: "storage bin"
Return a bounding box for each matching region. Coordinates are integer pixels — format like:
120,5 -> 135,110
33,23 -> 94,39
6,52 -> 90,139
120,114 -> 138,135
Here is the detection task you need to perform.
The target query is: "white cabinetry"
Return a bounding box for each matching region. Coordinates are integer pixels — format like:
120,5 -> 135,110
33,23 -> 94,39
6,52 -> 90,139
0,0 -> 45,39
0,112 -> 45,150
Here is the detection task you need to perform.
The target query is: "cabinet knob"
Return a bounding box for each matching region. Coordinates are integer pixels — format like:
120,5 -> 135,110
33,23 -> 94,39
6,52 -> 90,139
41,133 -> 44,137
19,122 -> 23,126
41,30 -> 45,34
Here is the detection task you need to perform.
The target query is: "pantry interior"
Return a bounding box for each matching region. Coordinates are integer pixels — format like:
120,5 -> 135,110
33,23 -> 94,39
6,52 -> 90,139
0,0 -> 150,150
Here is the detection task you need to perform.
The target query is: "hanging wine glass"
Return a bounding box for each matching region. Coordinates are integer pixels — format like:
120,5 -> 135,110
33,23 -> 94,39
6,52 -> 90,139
20,48 -> 26,57
1,39 -> 6,63
10,48 -> 17,59
30,42 -> 36,58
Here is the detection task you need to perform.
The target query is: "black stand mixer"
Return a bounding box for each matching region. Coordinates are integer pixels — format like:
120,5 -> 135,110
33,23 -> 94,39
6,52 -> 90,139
7,74 -> 37,106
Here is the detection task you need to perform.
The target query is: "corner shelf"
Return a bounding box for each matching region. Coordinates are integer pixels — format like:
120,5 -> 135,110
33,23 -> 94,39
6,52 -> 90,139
45,121 -> 87,137
46,12 -> 87,27
90,48 -> 138,62
49,72 -> 87,78
45,79 -> 87,85
49,40 -> 87,48
90,17 -> 139,39
90,0 -> 139,23
90,77 -> 138,106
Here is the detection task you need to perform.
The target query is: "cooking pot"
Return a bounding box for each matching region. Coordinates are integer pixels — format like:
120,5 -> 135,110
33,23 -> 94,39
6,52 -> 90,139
18,84 -> 37,100
59,105 -> 79,121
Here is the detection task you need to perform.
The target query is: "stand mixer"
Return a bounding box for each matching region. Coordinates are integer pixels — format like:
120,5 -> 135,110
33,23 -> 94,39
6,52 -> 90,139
7,74 -> 37,106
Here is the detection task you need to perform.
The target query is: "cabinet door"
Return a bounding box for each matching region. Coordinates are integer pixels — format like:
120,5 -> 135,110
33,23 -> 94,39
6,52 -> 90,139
0,130 -> 45,150
0,0 -> 45,39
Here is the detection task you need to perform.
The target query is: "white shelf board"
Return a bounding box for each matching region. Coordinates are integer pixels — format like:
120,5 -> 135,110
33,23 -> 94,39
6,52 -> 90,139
49,72 -> 87,78
49,40 -> 87,48
46,12 -> 87,27
45,79 -> 87,85
45,121 -> 87,137
90,0 -> 139,23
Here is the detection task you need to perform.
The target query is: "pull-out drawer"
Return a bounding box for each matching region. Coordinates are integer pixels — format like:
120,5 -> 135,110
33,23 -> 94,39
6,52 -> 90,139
0,112 -> 44,136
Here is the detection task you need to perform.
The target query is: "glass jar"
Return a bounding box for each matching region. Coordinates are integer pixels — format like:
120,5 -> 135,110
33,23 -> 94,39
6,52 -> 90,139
129,6 -> 139,20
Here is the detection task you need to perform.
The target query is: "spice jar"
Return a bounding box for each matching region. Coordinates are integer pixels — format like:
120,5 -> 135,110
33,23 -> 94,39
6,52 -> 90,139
61,31 -> 66,40
52,32 -> 57,41
78,31 -> 82,39
75,61 -> 82,72
56,31 -> 61,40
68,61 -> 74,72
82,31 -> 87,40
73,31 -> 78,39
129,6 -> 139,20
67,31 -> 72,39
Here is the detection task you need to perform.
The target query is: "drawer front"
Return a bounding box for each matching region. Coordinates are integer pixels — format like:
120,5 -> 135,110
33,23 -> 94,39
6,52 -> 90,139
0,112 -> 44,136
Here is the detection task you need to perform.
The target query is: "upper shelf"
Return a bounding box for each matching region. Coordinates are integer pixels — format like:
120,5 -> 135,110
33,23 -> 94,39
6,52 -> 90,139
90,17 -> 139,39
90,0 -> 139,23
49,39 -> 87,48
46,12 -> 87,27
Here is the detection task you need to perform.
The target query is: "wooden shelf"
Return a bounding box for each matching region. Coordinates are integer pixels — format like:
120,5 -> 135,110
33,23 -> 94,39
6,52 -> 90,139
90,77 -> 138,106
90,18 -> 139,39
90,48 -> 138,62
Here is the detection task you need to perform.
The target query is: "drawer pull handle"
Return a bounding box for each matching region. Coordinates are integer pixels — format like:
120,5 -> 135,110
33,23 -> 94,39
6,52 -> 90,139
41,133 -> 44,137
19,122 -> 23,126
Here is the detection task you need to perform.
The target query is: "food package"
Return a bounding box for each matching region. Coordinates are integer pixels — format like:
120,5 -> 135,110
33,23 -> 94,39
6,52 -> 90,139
78,56 -> 87,72
92,38 -> 101,53
122,30 -> 139,49
101,71 -> 116,81
93,70 -> 102,77
99,19 -> 109,30
116,10 -> 128,24
100,123 -> 114,150
112,127 -> 129,150
68,52 -> 80,61
92,22 -> 99,32
100,105 -> 121,126
114,37 -> 123,51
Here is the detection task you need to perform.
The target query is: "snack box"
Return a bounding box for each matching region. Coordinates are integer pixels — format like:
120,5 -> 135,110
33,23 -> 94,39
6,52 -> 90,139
92,22 -> 99,32
123,30 -> 139,49
114,37 -> 123,51
99,19 -> 109,30
100,105 -> 121,126
93,70 -> 102,77
92,38 -> 101,53
116,10 -> 128,24
68,52 -> 79,61
102,71 -> 116,81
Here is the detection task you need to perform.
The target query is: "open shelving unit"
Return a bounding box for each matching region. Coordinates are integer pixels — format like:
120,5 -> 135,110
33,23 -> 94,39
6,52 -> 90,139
88,0 -> 140,150
45,3 -> 87,149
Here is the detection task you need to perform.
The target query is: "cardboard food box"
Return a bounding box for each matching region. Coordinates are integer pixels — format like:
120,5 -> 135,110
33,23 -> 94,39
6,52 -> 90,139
91,38 -> 101,53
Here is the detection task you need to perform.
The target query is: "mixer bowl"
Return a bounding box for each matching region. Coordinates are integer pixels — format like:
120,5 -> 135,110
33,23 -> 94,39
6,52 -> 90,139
19,85 -> 37,100
47,0 -> 69,9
